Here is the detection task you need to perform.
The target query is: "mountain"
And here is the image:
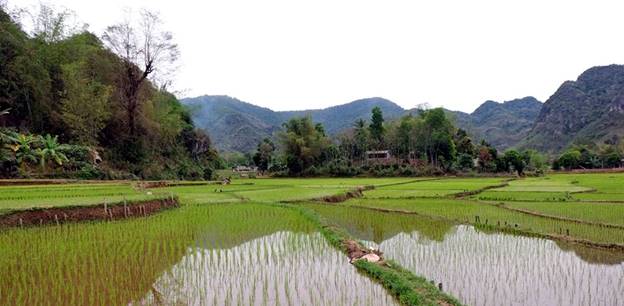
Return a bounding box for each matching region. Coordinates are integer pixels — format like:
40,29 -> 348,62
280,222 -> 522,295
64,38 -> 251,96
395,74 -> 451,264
182,96 -> 404,152
279,97 -> 405,135
520,65 -> 624,153
446,97 -> 543,150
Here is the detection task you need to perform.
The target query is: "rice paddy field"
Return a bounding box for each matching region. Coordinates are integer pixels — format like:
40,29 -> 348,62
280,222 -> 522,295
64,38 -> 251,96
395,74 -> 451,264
0,172 -> 623,305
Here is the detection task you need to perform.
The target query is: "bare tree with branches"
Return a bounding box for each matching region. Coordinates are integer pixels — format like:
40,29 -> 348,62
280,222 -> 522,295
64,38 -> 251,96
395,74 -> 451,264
101,10 -> 179,135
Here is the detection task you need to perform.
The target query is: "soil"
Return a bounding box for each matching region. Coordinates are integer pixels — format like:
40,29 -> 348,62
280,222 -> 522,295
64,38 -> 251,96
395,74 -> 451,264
319,186 -> 374,203
342,239 -> 384,262
0,198 -> 179,228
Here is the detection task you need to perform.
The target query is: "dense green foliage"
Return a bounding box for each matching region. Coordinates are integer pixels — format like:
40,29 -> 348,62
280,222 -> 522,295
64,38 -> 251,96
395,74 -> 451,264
553,143 -> 624,170
0,5 -> 219,179
270,107 -> 545,176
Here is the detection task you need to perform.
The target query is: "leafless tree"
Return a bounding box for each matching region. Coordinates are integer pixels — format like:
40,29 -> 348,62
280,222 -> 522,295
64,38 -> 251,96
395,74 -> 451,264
102,9 -> 179,135
27,3 -> 84,43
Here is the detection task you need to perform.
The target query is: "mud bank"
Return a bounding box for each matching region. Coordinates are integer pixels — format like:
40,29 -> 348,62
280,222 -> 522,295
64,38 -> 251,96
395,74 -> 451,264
0,197 -> 179,228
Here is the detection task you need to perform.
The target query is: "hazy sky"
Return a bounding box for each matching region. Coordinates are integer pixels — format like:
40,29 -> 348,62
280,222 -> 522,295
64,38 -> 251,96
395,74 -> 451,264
13,0 -> 624,112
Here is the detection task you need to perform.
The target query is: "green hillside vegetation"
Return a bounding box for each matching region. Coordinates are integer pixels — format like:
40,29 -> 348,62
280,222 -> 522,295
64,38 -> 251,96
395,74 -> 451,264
0,5 -> 220,179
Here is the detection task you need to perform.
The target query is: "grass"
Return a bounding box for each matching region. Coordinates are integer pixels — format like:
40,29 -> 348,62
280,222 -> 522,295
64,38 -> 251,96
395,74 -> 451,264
365,177 -> 508,199
500,201 -> 624,227
0,183 -> 161,214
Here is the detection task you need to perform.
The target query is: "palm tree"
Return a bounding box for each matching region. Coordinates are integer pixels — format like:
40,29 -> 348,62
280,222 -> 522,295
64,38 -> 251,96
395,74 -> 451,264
36,134 -> 68,171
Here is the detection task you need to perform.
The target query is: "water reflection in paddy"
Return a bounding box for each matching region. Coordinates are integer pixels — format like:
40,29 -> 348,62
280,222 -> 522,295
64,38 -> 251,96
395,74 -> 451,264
307,204 -> 624,306
141,231 -> 398,306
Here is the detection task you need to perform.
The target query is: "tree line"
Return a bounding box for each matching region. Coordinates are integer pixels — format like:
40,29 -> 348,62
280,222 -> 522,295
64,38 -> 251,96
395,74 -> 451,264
0,4 -> 220,179
251,106 -> 549,177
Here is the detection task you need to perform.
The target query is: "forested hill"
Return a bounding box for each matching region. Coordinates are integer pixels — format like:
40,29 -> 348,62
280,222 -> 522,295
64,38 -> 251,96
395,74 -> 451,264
446,97 -> 543,150
520,65 -> 624,153
182,96 -> 405,152
0,6 -> 219,179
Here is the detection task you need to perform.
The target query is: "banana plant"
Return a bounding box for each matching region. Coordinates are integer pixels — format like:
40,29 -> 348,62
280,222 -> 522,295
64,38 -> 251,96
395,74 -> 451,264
8,134 -> 38,167
36,134 -> 68,171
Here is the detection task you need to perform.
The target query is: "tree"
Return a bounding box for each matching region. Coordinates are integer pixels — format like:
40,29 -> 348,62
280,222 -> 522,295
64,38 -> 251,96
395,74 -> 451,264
522,149 -> 547,172
278,117 -> 330,175
558,150 -> 581,170
29,3 -> 83,43
353,118 -> 369,160
368,106 -> 385,148
477,140 -> 498,172
416,108 -> 456,168
36,134 -> 68,171
102,10 -> 179,135
253,138 -> 275,172
503,150 -> 525,175
60,62 -> 111,145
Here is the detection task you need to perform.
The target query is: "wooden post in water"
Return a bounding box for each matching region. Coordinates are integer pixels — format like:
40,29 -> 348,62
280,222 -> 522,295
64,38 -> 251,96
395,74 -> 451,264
19,218 -> 23,228
54,214 -> 59,226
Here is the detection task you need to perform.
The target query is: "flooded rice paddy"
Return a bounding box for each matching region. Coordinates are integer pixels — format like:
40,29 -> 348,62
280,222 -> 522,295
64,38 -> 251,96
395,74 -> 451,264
0,204 -> 397,305
141,231 -> 396,305
309,204 -> 624,306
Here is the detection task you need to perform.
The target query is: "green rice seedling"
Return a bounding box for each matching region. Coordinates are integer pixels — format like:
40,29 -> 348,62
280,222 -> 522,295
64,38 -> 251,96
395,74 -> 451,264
303,204 -> 624,306
0,203 -> 398,305
343,197 -> 624,245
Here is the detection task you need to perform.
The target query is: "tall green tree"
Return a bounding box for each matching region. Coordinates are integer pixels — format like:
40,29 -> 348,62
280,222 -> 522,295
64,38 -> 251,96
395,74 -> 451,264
252,138 -> 275,172
368,106 -> 385,149
278,117 -> 330,175
416,108 -> 456,168
60,62 -> 111,145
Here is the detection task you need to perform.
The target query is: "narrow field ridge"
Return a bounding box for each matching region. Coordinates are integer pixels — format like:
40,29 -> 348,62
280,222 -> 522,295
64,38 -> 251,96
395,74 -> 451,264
0,197 -> 179,228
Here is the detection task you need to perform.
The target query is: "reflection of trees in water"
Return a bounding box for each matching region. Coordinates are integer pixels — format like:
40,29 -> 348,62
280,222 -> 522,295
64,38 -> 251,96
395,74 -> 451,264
475,226 -> 624,266
306,204 -> 455,243
555,240 -> 624,265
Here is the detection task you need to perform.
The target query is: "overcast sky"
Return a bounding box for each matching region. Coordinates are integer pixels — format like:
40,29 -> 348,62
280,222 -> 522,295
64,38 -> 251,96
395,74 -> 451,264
13,0 -> 624,112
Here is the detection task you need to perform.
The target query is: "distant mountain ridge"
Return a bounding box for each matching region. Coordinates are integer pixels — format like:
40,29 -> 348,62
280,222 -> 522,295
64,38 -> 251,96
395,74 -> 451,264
447,97 -> 543,150
182,96 -> 405,152
520,64 -> 624,152
184,64 -> 624,154
182,95 -> 541,153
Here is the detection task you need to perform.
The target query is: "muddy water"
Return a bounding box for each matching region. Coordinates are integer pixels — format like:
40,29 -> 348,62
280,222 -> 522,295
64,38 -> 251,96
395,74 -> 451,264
139,231 -> 398,306
308,205 -> 624,306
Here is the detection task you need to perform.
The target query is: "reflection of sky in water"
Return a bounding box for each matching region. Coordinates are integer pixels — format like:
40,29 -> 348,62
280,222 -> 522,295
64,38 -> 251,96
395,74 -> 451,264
140,231 -> 398,306
364,225 -> 624,306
